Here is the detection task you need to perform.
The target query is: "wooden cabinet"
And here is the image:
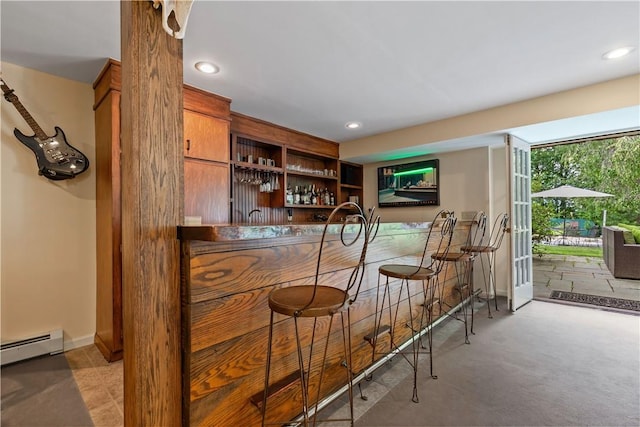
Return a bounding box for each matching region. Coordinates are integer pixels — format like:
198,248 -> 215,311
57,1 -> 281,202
183,94 -> 231,224
93,60 -> 231,361
93,60 -> 122,362
184,159 -> 229,224
229,112 -> 362,222
184,110 -> 229,162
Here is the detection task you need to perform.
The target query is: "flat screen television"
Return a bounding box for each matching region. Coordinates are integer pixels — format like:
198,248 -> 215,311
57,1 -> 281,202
377,159 -> 439,207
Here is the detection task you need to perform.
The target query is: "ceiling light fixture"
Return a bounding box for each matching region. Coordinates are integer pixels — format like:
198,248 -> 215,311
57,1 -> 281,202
195,61 -> 220,74
602,46 -> 635,60
345,121 -> 362,130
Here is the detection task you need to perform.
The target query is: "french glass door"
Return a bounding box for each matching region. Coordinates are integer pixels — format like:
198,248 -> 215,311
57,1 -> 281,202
508,135 -> 533,311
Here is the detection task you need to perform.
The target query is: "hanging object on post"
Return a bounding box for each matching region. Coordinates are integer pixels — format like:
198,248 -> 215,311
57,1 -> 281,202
151,0 -> 194,39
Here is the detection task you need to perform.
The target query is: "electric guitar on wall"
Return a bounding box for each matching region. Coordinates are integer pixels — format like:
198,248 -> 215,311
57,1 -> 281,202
1,77 -> 89,180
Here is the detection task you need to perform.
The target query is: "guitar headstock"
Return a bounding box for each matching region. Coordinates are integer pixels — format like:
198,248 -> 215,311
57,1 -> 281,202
0,77 -> 18,103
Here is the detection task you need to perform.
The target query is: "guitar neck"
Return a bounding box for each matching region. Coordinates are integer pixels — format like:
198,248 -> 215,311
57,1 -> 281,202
1,80 -> 48,140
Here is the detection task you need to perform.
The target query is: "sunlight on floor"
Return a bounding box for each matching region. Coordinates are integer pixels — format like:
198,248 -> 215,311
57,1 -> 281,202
65,345 -> 123,427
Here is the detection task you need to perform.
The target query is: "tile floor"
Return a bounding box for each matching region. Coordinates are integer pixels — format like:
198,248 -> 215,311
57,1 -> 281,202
65,345 -> 123,427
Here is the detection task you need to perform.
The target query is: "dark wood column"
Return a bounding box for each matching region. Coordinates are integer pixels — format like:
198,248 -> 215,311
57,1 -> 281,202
120,2 -> 183,425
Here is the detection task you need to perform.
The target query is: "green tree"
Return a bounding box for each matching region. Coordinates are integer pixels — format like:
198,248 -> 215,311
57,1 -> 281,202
532,135 -> 640,228
598,136 -> 640,224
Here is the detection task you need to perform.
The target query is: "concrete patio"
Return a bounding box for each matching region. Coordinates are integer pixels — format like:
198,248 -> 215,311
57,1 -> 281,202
533,254 -> 640,303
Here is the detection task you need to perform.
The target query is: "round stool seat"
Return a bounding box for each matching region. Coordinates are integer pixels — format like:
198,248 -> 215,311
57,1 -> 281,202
378,264 -> 436,281
268,285 -> 349,317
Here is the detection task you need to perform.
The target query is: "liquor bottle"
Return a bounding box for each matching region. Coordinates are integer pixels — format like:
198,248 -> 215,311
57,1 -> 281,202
303,186 -> 311,205
330,192 -> 335,206
286,184 -> 294,205
323,188 -> 330,206
293,186 -> 301,204
310,185 -> 317,206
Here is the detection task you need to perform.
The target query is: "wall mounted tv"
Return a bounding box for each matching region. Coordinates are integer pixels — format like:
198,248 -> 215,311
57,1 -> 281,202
377,159 -> 439,207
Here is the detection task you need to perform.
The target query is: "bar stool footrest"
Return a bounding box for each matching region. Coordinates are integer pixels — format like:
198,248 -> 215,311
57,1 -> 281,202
250,370 -> 301,411
364,325 -> 390,345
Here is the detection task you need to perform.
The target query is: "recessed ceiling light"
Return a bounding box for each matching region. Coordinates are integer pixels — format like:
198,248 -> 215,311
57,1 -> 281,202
602,47 -> 635,60
345,121 -> 362,130
195,61 -> 220,74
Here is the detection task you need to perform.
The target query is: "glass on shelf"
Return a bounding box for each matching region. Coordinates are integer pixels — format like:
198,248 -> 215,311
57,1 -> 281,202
286,164 -> 336,176
234,169 -> 281,193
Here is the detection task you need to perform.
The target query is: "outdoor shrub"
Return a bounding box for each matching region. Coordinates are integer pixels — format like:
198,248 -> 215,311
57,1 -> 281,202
532,201 -> 555,254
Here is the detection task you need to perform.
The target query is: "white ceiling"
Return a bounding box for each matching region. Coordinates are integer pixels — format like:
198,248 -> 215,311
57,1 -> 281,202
1,1 -> 639,155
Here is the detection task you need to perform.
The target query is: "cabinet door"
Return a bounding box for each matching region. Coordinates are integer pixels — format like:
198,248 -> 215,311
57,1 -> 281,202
184,158 -> 229,224
184,110 -> 230,162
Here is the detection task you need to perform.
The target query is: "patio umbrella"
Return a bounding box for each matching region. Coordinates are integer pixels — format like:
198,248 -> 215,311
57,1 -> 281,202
531,184 -> 613,199
531,184 -> 614,242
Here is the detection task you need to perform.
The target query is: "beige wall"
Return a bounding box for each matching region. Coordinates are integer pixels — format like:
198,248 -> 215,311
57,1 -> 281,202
1,62 -> 96,349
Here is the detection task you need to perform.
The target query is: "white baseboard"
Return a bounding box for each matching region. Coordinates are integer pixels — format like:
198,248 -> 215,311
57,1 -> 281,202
64,334 -> 95,351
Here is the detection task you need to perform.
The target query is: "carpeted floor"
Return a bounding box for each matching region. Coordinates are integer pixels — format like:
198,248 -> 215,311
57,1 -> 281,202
354,300 -> 640,426
1,353 -> 93,426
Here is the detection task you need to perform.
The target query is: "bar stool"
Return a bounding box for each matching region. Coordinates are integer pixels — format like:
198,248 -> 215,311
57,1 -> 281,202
261,202 -> 379,426
461,212 -> 509,318
431,211 -> 485,344
371,209 -> 456,403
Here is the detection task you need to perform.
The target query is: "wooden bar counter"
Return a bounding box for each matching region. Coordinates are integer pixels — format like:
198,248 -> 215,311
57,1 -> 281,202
179,220 -> 470,426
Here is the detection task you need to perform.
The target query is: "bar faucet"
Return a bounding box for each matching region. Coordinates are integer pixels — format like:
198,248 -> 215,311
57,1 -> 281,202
248,209 -> 262,223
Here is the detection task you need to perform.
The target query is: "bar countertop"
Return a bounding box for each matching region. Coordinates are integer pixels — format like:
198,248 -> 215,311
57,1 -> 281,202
178,221 -> 434,242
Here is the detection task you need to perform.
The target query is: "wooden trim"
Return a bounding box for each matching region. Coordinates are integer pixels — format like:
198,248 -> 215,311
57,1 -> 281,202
184,84 -> 231,120
231,111 -> 339,158
93,59 -> 122,110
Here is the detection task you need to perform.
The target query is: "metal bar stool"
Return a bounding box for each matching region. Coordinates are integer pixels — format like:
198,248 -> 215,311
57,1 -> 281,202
261,202 -> 379,426
431,211 -> 485,344
370,210 -> 456,403
461,212 -> 509,318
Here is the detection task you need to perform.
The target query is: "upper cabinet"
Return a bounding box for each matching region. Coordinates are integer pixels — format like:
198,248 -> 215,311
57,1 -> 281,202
182,86 -> 232,224
184,110 -> 230,162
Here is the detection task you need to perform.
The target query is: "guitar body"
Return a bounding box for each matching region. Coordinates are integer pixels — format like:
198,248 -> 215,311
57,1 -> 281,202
14,126 -> 89,180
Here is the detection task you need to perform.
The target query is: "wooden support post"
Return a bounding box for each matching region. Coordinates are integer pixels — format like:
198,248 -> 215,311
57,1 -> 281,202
120,2 -> 183,425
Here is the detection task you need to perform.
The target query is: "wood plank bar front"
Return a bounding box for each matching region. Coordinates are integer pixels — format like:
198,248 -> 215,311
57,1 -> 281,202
180,221 -> 470,426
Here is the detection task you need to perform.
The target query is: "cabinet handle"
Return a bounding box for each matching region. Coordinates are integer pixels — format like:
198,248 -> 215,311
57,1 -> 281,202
186,139 -> 191,151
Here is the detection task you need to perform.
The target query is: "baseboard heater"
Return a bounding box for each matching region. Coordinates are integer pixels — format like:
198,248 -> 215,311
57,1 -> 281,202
1,329 -> 64,366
